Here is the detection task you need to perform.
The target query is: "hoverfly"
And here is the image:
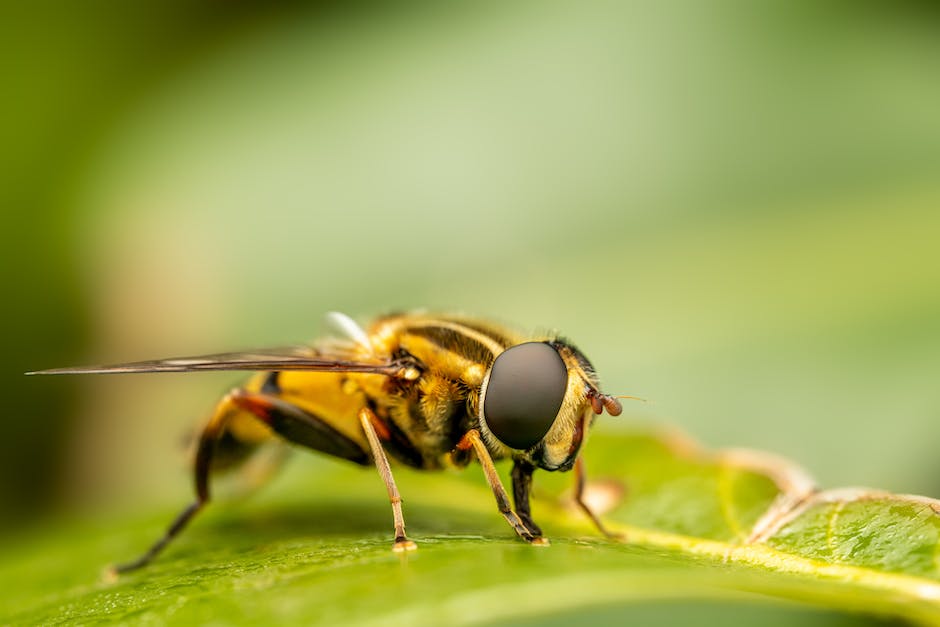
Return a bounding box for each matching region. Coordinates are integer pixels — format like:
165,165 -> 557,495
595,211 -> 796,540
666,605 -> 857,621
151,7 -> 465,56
30,312 -> 627,573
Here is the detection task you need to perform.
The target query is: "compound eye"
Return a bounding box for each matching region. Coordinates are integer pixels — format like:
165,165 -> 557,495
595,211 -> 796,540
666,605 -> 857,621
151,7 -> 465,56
482,342 -> 568,450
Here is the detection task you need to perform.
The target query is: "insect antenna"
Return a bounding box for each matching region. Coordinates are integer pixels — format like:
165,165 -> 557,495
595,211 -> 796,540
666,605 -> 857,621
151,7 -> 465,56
613,395 -> 648,403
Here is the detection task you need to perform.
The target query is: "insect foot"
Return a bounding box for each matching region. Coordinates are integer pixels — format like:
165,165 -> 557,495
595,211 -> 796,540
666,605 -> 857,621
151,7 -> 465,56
393,538 -> 418,552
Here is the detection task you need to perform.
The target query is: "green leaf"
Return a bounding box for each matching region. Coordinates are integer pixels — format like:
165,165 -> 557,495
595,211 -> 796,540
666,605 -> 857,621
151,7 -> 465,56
2,427 -> 939,625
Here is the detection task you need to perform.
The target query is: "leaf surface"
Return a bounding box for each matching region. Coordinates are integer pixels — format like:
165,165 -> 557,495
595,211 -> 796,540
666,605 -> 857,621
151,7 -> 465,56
3,428 -> 939,625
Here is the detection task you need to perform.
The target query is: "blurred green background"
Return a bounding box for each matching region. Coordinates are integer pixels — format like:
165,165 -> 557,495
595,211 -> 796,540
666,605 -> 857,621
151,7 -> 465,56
2,0 -> 939,599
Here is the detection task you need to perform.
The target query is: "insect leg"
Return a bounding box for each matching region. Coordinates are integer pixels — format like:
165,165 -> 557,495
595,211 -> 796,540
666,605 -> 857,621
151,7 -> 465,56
114,388 -> 373,574
358,407 -> 418,552
456,430 -> 548,546
111,389 -> 249,574
573,456 -> 623,540
511,459 -> 543,537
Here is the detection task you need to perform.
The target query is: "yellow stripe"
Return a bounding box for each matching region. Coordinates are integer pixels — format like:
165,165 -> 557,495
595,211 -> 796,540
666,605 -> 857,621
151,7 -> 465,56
405,319 -> 507,357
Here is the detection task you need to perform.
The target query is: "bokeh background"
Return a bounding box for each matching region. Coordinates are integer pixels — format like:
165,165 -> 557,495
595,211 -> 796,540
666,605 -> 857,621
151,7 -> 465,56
3,0 -> 939,590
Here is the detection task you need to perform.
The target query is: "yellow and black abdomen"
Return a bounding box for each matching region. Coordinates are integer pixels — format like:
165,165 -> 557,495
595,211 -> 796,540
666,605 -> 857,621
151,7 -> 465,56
209,369 -> 371,473
264,370 -> 372,452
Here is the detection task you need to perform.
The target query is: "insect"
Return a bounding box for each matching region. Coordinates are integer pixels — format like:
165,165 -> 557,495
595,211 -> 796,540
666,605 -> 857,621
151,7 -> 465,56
30,312 -> 627,573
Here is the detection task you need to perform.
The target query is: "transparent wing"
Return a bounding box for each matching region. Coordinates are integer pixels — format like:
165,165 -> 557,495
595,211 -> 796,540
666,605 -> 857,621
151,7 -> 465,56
27,345 -> 403,376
